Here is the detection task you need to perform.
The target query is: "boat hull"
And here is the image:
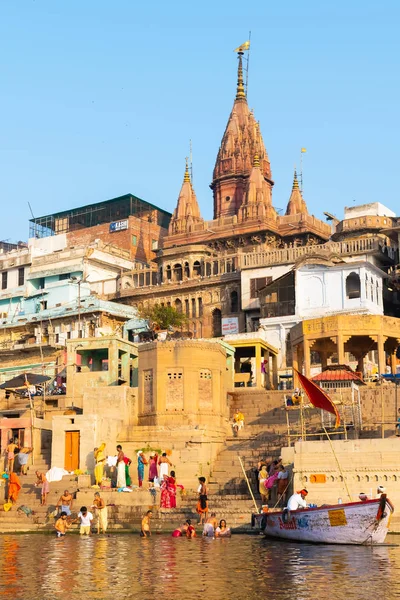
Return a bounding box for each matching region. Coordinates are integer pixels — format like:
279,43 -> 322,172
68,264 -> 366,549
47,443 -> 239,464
260,497 -> 393,545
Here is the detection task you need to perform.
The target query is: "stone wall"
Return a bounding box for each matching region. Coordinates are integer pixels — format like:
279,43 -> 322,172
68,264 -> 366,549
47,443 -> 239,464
282,438 -> 400,530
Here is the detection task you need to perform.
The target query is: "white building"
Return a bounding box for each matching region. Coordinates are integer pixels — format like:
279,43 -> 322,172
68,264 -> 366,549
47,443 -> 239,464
257,257 -> 386,372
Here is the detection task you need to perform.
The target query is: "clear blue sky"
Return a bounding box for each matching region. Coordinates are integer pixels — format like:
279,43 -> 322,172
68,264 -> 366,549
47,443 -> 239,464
1,1 -> 399,242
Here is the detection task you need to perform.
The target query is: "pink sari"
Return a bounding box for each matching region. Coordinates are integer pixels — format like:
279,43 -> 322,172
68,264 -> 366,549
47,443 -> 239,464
160,477 -> 177,509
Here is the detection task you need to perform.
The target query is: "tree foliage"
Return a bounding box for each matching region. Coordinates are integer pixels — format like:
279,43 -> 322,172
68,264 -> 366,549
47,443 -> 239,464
139,304 -> 187,330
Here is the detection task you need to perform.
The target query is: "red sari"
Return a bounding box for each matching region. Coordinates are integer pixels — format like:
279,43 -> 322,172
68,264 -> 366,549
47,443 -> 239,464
160,476 -> 177,509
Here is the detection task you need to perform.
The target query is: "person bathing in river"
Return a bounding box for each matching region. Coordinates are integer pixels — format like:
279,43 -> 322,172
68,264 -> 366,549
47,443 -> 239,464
185,519 -> 196,538
215,519 -> 231,538
55,511 -> 71,538
287,489 -> 308,511
141,510 -> 152,537
203,512 -> 218,537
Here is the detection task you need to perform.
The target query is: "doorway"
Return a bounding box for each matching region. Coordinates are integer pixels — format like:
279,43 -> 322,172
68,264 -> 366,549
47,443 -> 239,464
64,431 -> 80,471
12,429 -> 25,447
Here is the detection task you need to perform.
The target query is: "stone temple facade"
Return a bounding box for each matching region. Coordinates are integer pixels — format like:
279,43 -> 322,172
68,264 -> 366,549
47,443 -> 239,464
112,51 -> 331,338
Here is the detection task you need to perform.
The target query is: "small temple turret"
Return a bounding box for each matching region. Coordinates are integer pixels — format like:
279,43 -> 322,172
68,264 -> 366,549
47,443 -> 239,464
285,169 -> 308,216
211,51 -> 273,220
168,159 -> 203,235
239,153 -> 276,222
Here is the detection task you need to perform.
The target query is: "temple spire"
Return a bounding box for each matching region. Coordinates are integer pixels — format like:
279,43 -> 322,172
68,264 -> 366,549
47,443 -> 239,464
184,157 -> 190,182
285,167 -> 308,215
236,51 -> 246,100
168,158 -> 203,235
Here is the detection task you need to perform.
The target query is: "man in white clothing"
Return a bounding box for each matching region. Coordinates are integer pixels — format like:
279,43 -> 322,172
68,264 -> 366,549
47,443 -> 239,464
287,489 -> 308,511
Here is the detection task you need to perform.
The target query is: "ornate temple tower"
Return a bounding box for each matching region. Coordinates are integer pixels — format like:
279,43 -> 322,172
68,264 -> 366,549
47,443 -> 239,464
211,51 -> 273,220
168,159 -> 204,235
285,169 -> 308,216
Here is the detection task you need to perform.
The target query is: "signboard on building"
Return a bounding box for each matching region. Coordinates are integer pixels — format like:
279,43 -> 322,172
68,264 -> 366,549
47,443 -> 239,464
222,317 -> 239,335
109,219 -> 128,233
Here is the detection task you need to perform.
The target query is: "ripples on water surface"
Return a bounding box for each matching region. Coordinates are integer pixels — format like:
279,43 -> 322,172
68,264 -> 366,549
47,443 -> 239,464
0,533 -> 399,600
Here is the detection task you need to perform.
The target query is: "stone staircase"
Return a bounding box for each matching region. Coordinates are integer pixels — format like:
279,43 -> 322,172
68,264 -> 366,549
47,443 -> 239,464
208,389 -> 288,498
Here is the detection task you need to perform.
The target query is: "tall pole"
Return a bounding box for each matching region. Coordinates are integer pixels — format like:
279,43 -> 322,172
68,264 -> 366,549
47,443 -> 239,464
78,280 -> 81,336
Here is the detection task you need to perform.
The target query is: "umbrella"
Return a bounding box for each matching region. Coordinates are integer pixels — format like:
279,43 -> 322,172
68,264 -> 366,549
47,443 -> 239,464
0,373 -> 51,390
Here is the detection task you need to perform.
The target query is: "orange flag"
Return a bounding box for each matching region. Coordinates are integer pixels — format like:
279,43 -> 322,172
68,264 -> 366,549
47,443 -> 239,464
295,369 -> 340,428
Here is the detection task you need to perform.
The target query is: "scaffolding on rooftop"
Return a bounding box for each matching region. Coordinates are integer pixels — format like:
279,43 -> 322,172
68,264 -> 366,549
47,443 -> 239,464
29,194 -> 171,238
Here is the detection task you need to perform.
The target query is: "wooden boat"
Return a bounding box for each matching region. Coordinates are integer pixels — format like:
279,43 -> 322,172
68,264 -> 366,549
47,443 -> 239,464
254,495 -> 394,545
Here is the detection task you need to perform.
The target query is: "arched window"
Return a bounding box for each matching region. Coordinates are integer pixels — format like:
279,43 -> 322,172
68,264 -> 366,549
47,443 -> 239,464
213,261 -> 219,275
191,298 -> 196,318
206,263 -> 211,276
174,298 -> 182,313
184,262 -> 190,278
185,299 -> 190,317
230,290 -> 239,313
212,308 -> 222,337
198,297 -> 203,317
193,261 -> 201,277
166,265 -> 172,280
173,264 -> 183,282
346,272 -> 361,299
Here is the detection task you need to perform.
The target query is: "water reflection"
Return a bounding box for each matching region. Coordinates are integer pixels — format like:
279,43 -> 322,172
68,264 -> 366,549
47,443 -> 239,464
0,534 -> 398,600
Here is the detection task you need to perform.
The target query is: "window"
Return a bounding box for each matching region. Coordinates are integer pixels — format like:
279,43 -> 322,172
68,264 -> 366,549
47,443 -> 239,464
59,273 -> 70,281
132,235 -> 137,246
1,271 -> 7,290
250,277 -> 272,299
260,272 -> 295,319
193,261 -> 201,277
230,290 -> 239,313
346,272 -> 361,299
38,277 -> 45,290
18,268 -> 25,286
151,239 -> 157,250
39,300 -> 47,311
212,308 -> 222,337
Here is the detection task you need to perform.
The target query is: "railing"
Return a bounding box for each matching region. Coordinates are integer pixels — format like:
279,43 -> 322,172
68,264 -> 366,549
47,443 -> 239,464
240,236 -> 385,268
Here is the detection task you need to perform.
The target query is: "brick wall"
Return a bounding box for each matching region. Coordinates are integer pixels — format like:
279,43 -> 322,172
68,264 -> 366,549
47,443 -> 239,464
67,214 -> 169,263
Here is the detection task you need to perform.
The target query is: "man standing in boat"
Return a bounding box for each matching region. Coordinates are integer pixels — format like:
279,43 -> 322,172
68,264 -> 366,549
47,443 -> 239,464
287,488 -> 308,511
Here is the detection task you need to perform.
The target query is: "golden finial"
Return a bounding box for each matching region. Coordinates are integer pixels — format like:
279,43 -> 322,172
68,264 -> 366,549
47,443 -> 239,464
236,51 -> 246,99
184,157 -> 190,182
253,153 -> 260,168
293,168 -> 299,190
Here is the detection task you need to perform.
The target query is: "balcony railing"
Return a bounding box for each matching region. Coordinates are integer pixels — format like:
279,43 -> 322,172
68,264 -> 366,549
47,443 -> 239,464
239,236 -> 393,269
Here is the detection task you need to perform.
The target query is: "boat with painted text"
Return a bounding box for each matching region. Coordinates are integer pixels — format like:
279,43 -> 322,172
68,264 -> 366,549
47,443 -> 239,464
255,495 -> 394,545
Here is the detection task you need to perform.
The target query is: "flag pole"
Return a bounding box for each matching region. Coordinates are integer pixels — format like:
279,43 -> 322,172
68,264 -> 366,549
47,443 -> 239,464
323,427 -> 352,502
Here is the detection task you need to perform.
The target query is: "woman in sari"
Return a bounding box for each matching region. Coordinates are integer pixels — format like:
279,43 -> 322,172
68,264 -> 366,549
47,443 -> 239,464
92,492 -> 108,534
8,472 -> 21,504
94,442 -> 106,487
124,456 -> 132,487
116,445 -> 126,488
137,451 -> 147,487
160,471 -> 177,509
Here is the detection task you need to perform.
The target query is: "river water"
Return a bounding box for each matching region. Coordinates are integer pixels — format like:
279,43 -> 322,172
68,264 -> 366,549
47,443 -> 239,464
0,533 -> 399,600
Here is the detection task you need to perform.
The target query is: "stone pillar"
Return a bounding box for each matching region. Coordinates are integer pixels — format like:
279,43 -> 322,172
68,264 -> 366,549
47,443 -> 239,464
377,334 -> 386,375
337,334 -> 345,364
255,344 -> 262,388
320,351 -> 328,370
292,345 -> 299,387
271,354 -> 278,389
356,354 -> 365,376
390,350 -> 397,375
303,338 -> 311,378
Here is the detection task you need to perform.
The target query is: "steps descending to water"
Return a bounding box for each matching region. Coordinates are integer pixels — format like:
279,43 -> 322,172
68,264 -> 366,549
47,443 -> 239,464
209,390 -> 287,497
